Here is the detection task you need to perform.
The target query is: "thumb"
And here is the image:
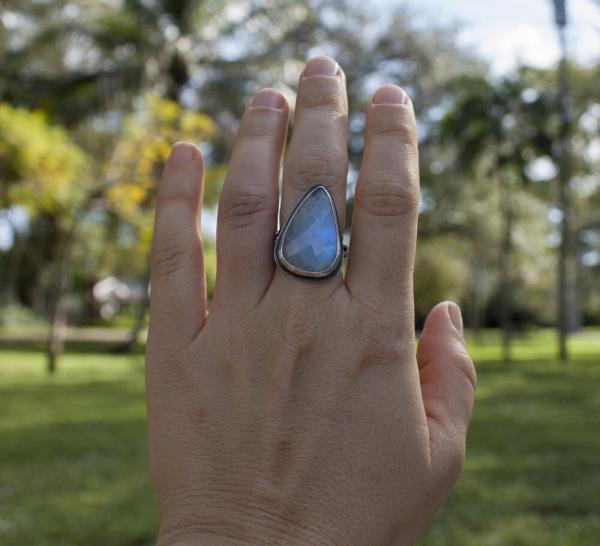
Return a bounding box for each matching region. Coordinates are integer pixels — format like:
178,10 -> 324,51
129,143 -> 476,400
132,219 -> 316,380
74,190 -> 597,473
417,301 -> 476,484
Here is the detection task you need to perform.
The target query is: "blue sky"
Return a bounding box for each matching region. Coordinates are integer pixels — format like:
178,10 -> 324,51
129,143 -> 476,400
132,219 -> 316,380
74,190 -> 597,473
403,0 -> 599,74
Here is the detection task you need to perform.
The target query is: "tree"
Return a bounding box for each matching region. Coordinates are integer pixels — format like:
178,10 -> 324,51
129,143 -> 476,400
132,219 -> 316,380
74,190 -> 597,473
102,93 -> 217,351
0,102 -> 91,307
436,72 -> 556,360
0,0 -> 223,122
0,93 -> 218,370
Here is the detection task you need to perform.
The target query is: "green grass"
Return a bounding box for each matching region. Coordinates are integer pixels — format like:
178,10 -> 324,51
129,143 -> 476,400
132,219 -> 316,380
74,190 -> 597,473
0,329 -> 599,546
0,352 -> 153,546
423,328 -> 600,546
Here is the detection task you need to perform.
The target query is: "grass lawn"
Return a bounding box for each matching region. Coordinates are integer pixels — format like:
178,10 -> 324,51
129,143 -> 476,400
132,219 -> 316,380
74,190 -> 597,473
0,329 -> 599,546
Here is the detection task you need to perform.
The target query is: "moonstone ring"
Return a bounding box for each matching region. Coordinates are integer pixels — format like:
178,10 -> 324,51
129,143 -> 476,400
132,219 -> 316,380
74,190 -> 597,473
274,185 -> 344,279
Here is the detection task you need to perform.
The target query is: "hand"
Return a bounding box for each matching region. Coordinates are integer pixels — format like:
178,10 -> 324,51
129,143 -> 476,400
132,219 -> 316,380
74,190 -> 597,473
146,56 -> 476,546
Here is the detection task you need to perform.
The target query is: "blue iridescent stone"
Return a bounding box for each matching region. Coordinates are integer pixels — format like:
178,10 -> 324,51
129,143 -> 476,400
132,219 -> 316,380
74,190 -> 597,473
279,186 -> 340,275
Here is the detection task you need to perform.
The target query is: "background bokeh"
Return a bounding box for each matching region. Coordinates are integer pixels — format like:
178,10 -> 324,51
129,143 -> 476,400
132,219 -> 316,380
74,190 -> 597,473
0,0 -> 599,544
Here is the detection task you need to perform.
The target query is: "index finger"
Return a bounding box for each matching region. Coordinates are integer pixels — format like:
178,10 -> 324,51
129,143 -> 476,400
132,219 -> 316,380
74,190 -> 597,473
149,143 -> 206,352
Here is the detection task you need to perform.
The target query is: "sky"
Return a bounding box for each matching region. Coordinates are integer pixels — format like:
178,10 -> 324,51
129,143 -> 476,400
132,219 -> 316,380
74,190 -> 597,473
404,0 -> 600,74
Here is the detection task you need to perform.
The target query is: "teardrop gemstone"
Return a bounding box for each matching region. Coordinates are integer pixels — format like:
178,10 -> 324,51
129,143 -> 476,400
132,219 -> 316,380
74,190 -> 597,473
278,185 -> 341,276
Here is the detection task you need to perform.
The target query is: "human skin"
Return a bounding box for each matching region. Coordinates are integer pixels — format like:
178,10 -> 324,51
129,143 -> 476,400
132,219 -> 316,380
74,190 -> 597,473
146,56 -> 476,546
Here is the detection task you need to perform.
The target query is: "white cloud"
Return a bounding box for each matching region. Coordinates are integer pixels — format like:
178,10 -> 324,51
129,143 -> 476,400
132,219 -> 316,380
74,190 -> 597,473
405,0 -> 600,75
460,23 -> 560,74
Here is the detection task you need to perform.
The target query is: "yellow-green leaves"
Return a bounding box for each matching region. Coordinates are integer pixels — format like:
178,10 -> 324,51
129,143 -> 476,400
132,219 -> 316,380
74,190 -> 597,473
106,93 -> 216,223
0,103 -> 89,215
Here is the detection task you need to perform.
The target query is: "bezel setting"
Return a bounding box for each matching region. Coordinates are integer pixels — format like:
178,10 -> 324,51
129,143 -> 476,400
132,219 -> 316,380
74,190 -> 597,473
274,185 -> 343,279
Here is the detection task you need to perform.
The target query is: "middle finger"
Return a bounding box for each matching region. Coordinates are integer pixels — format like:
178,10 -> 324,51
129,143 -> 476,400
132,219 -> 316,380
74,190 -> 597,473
280,56 -> 349,232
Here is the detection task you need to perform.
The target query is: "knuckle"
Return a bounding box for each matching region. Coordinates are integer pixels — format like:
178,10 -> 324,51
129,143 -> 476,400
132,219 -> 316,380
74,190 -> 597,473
279,312 -> 318,352
454,350 -> 477,391
157,167 -> 199,204
151,241 -> 189,278
298,81 -> 346,113
361,339 -> 405,370
358,175 -> 420,217
446,441 -> 466,484
267,284 -> 337,353
351,314 -> 409,369
355,309 -> 399,340
264,304 -> 319,357
371,118 -> 418,146
238,109 -> 283,139
285,147 -> 347,192
218,184 -> 274,229
148,344 -> 194,387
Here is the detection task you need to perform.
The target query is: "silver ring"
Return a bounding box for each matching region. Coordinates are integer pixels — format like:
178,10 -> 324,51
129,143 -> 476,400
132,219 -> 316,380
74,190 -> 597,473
274,185 -> 345,279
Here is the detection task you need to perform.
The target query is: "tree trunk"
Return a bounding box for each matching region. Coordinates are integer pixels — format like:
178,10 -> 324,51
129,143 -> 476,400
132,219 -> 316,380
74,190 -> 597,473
45,241 -> 73,374
44,196 -> 98,373
498,174 -> 513,363
116,264 -> 150,353
556,26 -> 574,362
47,286 -> 68,374
468,242 -> 485,341
2,221 -> 23,306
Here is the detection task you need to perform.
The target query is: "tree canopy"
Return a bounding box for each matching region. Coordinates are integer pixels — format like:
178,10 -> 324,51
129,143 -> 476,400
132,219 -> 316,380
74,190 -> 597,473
1,0 -> 599,365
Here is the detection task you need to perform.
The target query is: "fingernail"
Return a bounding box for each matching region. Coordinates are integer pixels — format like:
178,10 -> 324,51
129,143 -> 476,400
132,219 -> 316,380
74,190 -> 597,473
251,88 -> 286,109
447,302 -> 464,335
372,85 -> 408,105
169,142 -> 195,165
304,56 -> 339,77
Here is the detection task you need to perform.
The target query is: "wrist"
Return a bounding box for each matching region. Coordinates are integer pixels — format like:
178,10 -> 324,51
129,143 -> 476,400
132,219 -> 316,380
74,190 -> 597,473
158,534 -> 253,546
157,525 -> 335,546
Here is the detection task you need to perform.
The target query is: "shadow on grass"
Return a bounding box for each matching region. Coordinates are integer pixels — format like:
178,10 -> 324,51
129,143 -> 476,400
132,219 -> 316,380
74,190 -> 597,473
420,357 -> 600,545
0,382 -> 155,546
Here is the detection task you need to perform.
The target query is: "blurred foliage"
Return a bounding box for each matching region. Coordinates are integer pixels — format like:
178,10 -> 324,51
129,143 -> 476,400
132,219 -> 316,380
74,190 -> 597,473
0,302 -> 48,329
423,64 -> 600,330
0,103 -> 90,217
414,236 -> 469,317
99,93 -> 216,277
0,0 -> 599,335
107,93 -> 215,219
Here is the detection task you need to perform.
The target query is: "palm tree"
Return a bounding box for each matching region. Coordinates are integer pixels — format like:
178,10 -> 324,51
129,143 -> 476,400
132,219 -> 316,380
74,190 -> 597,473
0,0 -> 214,121
438,72 -> 554,361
